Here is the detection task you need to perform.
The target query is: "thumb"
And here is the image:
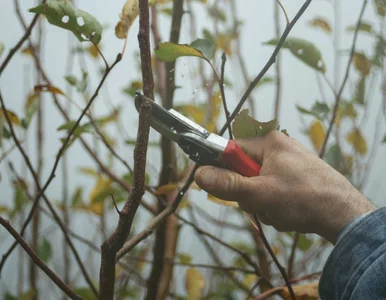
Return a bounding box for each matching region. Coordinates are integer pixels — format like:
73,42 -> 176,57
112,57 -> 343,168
194,166 -> 257,201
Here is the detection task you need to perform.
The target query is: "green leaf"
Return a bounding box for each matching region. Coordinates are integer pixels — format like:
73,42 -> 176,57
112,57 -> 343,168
0,42 -> 4,59
264,37 -> 326,73
355,76 -> 366,105
202,29 -> 216,46
382,134 -> 386,143
154,42 -> 205,62
65,75 -> 78,86
22,93 -> 39,129
125,139 -> 159,147
71,186 -> 84,207
38,239 -> 52,263
297,234 -> 313,251
232,109 -> 279,139
57,121 -> 93,136
73,287 -> 97,300
346,22 -> 373,34
373,35 -> 386,68
190,39 -> 215,60
178,253 -> 193,264
4,291 -> 17,300
28,0 -> 103,44
296,101 -> 329,120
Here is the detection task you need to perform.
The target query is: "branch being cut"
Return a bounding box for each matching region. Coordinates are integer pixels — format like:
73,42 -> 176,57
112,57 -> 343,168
99,0 -> 154,297
98,100 -> 152,300
0,217 -> 82,300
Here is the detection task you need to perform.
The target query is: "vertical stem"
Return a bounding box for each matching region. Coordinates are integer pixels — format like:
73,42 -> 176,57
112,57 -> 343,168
274,0 -> 282,120
334,0 -> 341,92
146,1 -> 183,299
30,8 -> 44,297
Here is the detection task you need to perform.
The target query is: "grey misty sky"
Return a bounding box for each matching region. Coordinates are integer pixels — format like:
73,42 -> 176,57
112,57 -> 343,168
0,0 -> 385,297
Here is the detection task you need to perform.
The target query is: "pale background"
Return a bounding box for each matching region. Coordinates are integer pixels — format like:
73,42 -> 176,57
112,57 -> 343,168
0,0 -> 385,298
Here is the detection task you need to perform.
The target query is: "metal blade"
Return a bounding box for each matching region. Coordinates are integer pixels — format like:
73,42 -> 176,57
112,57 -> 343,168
134,92 -> 209,142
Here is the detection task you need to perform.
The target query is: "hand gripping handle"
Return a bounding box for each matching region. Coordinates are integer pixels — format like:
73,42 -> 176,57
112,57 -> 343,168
221,140 -> 261,177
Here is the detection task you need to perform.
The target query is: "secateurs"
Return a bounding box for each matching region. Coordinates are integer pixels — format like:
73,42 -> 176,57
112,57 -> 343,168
134,92 -> 261,178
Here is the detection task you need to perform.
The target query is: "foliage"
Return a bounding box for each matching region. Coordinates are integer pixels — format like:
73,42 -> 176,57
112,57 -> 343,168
0,1 -> 384,300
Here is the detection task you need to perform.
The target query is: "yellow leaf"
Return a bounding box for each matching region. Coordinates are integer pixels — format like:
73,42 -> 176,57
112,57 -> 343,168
34,84 -> 65,96
89,176 -> 112,203
217,34 -> 232,56
115,0 -> 139,39
78,167 -> 98,177
346,129 -> 367,155
242,274 -> 258,289
281,281 -> 319,300
185,267 -> 205,300
207,194 -> 238,207
0,205 -> 9,213
309,120 -> 325,152
87,202 -> 104,216
0,109 -> 21,126
273,245 -> 280,256
21,46 -> 34,56
155,42 -> 204,62
179,197 -> 190,210
87,43 -> 100,58
353,52 -> 371,76
154,183 -> 179,196
307,17 -> 332,33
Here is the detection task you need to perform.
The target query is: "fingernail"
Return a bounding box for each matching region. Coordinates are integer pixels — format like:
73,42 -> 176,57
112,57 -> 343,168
199,168 -> 215,187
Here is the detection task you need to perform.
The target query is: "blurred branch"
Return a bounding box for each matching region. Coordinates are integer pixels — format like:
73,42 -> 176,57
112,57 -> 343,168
219,0 -> 313,135
146,0 -> 184,299
0,216 -> 82,300
99,100 -> 152,300
319,0 -> 368,157
0,0 -> 46,76
274,0 -> 282,120
253,216 -> 295,299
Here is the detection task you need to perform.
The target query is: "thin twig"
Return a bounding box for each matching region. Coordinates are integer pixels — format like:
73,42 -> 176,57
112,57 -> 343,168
91,41 -> 109,69
276,0 -> 290,25
219,0 -> 313,136
0,54 -> 121,296
0,217 -> 82,300
253,215 -> 295,299
219,53 -> 233,139
274,0 -> 282,120
111,194 -> 120,215
0,1 -> 45,75
319,0 -> 368,157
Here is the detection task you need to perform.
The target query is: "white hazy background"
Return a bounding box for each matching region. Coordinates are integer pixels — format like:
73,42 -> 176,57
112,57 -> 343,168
0,0 -> 385,298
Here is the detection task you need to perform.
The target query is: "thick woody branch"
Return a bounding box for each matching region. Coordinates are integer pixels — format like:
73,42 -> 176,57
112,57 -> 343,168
99,0 -> 154,298
0,217 -> 82,300
99,100 -> 152,300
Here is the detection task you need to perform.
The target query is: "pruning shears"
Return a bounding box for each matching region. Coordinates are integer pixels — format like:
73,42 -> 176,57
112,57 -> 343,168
134,92 -> 261,177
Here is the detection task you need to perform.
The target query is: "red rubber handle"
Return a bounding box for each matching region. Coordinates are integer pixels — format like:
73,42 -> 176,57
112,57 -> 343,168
222,140 -> 261,177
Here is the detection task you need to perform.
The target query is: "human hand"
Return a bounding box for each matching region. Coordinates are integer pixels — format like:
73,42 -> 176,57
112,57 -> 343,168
194,131 -> 375,244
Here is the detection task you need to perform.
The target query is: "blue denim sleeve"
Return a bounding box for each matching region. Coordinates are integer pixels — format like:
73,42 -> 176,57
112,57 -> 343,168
319,207 -> 386,299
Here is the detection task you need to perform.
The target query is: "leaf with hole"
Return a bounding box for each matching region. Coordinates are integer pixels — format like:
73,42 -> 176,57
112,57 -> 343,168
115,0 -> 139,39
38,239 -> 52,263
232,109 -> 279,139
264,37 -> 326,73
185,267 -> 205,300
307,17 -> 332,33
309,120 -> 325,152
346,128 -> 367,155
29,0 -> 103,44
